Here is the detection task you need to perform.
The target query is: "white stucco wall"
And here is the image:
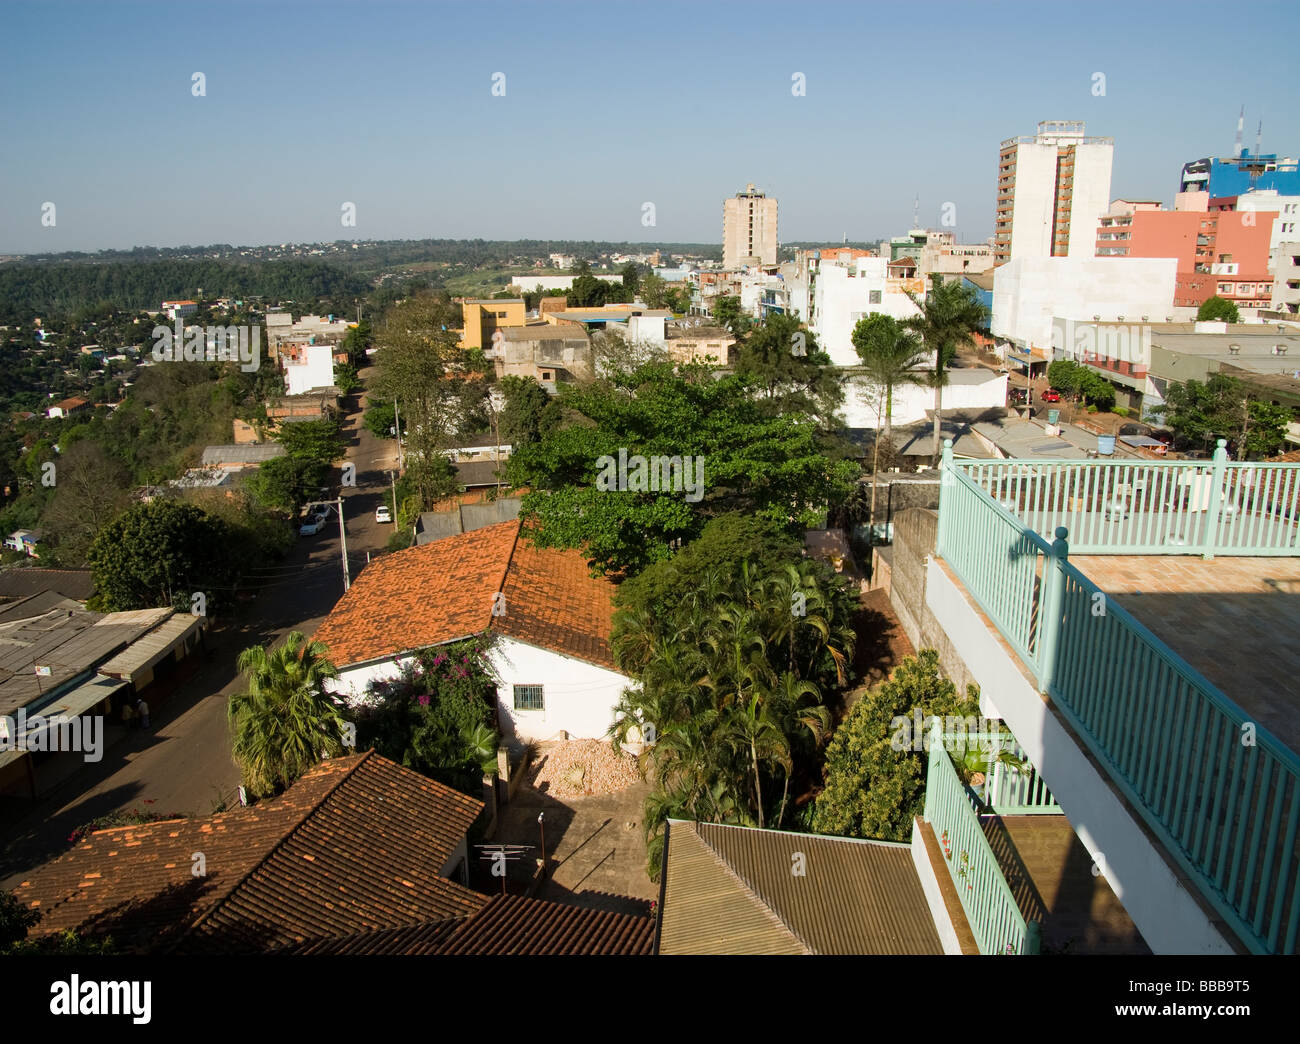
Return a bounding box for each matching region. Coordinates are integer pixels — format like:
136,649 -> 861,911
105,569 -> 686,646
924,556 -> 1235,954
282,343 -> 335,396
487,636 -> 631,742
813,260 -> 921,366
326,638 -> 631,745
992,257 -> 1177,352
843,370 -> 1007,428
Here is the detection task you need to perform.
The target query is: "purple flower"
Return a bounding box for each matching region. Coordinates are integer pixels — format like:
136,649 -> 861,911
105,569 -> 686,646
417,694 -> 430,707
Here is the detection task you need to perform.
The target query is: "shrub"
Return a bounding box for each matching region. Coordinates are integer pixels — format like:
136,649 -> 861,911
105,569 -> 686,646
1112,405 -> 1129,418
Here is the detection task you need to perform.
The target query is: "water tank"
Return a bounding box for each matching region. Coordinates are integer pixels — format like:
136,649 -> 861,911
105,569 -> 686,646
1097,434 -> 1116,455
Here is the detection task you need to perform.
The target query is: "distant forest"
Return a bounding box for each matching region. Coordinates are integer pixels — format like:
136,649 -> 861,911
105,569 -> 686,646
0,260 -> 371,321
0,239 -> 729,319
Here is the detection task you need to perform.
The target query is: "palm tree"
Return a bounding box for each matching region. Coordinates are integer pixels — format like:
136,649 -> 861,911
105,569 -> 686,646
228,631 -> 349,798
904,275 -> 991,461
851,313 -> 930,534
722,694 -> 792,829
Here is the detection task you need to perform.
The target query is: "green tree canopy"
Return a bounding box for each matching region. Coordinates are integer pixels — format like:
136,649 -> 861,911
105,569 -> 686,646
811,650 -> 976,843
1197,295 -> 1241,323
88,499 -> 238,611
507,362 -> 857,575
734,313 -> 844,429
905,276 -> 989,459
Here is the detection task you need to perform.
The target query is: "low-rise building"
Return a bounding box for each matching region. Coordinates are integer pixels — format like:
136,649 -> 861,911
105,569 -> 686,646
46,396 -> 90,419
313,520 -> 632,744
492,324 -> 592,390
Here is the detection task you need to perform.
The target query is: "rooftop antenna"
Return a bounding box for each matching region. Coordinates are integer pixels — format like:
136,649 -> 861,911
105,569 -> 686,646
1234,105 -> 1244,157
1256,119 -> 1263,157
913,195 -> 920,230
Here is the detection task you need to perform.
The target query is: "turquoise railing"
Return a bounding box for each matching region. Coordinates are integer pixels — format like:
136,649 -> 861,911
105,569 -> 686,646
981,741 -> 1063,815
958,440 -> 1300,557
937,441 -> 1300,954
923,721 -> 1040,955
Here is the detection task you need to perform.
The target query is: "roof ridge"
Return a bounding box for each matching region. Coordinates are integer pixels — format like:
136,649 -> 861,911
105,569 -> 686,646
688,822 -> 814,955
170,750 -> 376,947
485,519 -> 525,638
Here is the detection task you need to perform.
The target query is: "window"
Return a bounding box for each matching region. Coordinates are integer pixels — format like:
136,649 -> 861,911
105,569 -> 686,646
497,310 -> 508,318
869,290 -> 882,304
513,684 -> 544,711
541,370 -> 553,381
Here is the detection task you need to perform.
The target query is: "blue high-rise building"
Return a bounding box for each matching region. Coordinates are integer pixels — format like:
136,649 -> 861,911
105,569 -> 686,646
1180,152 -> 1300,199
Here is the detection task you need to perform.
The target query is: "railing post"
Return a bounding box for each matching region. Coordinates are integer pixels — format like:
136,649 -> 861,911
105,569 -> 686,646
937,438 -> 955,555
1036,526 -> 1069,695
1201,438 -> 1228,560
1024,919 -> 1041,955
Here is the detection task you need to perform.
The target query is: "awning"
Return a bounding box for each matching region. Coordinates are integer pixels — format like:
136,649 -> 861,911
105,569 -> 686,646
0,675 -> 127,769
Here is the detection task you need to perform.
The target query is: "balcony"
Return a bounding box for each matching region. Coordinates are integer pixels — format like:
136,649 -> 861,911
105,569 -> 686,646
920,724 -> 1147,953
932,443 -> 1300,954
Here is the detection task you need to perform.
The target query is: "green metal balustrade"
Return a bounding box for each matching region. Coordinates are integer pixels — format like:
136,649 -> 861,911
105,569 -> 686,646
936,442 -> 1300,954
923,721 -> 1040,955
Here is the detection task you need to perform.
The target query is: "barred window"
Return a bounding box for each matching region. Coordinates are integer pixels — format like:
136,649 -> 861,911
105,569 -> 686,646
513,684 -> 544,711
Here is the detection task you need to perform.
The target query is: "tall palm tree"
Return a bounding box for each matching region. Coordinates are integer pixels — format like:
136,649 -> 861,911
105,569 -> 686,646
904,275 -> 991,461
228,631 -> 348,798
851,313 -> 930,534
722,694 -> 792,829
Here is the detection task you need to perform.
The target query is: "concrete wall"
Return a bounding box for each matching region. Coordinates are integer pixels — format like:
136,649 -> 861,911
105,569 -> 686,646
1067,142 -> 1115,258
327,638 -> 631,745
282,343 -> 335,396
884,509 -> 976,696
1008,143 -> 1059,260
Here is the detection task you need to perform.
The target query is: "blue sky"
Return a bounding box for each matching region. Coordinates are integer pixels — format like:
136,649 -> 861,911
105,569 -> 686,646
2,0 -> 1298,253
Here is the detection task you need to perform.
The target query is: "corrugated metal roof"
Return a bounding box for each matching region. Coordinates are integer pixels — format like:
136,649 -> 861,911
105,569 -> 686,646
657,820 -> 943,955
98,614 -> 201,680
0,601 -> 170,717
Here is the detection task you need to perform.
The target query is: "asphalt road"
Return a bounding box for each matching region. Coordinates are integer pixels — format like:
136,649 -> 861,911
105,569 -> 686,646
0,371 -> 402,886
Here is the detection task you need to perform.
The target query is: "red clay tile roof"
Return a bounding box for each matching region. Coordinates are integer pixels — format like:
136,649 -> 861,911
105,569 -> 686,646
313,521 -> 518,667
312,519 -> 619,672
284,894 -> 654,955
494,538 -> 618,670
14,752 -> 486,953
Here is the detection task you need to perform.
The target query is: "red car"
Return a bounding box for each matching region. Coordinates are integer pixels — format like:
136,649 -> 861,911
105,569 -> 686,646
1040,388 -> 1062,403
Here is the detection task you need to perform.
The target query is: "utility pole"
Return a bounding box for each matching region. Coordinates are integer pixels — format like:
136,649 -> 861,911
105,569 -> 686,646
389,469 -> 398,519
336,496 -> 350,592
393,397 -> 403,471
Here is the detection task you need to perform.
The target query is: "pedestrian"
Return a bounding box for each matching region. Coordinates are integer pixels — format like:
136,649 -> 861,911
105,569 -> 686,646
137,698 -> 150,729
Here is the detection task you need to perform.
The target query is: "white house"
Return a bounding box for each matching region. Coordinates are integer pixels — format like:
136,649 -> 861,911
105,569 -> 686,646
313,519 -> 632,744
811,257 -> 922,366
280,341 -> 336,396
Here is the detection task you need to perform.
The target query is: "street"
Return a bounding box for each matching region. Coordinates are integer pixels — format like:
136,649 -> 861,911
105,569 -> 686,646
0,370 -> 402,887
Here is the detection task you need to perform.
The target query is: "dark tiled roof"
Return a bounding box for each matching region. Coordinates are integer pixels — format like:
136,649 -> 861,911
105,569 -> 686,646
285,895 -> 653,955
15,752 -> 486,953
657,820 -> 943,955
0,568 -> 95,603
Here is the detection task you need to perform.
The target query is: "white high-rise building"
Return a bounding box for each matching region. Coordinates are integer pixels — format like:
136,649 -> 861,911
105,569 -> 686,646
994,121 -> 1113,267
723,183 -> 778,269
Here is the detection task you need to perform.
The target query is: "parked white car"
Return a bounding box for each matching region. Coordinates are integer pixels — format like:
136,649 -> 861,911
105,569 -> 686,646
375,505 -> 392,524
300,520 -> 323,537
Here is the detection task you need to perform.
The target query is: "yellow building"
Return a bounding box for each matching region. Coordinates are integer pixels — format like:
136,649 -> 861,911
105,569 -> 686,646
460,298 -> 528,350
